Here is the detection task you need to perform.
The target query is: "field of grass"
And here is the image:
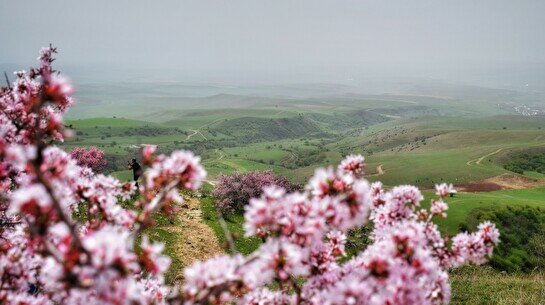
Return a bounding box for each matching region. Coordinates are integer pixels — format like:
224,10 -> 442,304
63,107 -> 545,221
200,197 -> 261,255
64,85 -> 545,303
421,188 -> 545,234
64,106 -> 545,187
450,267 -> 545,305
111,170 -> 133,182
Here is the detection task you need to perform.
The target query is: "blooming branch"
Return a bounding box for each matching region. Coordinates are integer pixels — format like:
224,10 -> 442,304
0,47 -> 499,305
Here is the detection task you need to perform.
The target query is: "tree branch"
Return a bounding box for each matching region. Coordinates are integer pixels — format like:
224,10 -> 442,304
3,72 -> 10,89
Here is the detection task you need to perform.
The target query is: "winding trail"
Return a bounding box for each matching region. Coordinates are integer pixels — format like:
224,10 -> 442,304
185,130 -> 199,140
185,118 -> 225,142
197,130 -> 208,140
185,129 -> 208,141
466,148 -> 503,166
216,149 -> 224,161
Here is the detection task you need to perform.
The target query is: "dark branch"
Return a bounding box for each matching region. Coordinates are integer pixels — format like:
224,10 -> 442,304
3,72 -> 10,89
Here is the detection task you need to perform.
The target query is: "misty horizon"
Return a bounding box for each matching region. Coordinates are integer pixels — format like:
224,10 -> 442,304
2,0 -> 545,89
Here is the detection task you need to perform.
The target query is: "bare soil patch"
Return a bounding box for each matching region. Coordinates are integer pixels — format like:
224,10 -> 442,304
368,164 -> 385,177
164,197 -> 223,268
458,173 -> 545,192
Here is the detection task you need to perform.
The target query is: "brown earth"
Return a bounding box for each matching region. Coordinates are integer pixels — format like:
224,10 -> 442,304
368,164 -> 385,177
458,173 -> 545,192
163,197 -> 223,267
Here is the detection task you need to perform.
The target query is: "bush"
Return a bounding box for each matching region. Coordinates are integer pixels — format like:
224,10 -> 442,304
503,150 -> 545,174
213,170 -> 301,214
69,146 -> 108,173
466,205 -> 545,272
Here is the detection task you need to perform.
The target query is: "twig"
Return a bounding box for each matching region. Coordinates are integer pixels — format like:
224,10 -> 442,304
3,72 -> 10,89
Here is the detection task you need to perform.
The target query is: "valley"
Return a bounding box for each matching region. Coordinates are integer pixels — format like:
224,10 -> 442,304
62,82 -> 545,303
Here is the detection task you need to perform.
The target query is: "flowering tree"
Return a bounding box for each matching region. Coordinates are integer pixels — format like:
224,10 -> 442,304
0,46 -> 205,304
0,47 -> 499,305
214,170 -> 301,214
69,146 -> 108,173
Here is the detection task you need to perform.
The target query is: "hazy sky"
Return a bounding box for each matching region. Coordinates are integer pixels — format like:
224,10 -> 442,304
1,0 -> 545,83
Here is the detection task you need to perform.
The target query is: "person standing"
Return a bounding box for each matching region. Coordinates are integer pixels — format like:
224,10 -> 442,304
128,158 -> 142,187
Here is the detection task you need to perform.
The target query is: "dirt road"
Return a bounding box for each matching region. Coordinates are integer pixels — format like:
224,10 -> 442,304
185,129 -> 208,141
163,197 -> 222,268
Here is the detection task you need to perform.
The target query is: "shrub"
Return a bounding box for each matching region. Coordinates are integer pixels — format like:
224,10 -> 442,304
503,150 -> 545,174
466,205 -> 545,272
213,170 -> 301,214
69,146 -> 108,173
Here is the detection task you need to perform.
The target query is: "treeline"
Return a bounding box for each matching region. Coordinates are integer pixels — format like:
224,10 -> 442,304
209,116 -> 330,143
504,151 -> 545,174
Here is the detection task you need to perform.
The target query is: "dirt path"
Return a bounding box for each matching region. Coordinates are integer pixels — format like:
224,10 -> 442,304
216,149 -> 224,161
197,130 -> 208,140
204,180 -> 217,186
185,129 -> 208,141
185,130 -> 199,140
368,164 -> 385,177
466,148 -> 503,166
163,197 -> 222,268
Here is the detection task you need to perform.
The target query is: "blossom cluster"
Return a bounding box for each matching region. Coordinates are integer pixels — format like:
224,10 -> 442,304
0,47 -> 499,305
214,170 -> 302,214
182,157 -> 500,305
69,146 -> 108,173
0,47 -> 205,305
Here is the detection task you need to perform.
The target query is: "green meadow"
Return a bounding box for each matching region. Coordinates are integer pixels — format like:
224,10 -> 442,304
63,85 -> 545,303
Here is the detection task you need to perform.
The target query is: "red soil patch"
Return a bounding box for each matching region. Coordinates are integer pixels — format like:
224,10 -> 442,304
457,182 -> 504,192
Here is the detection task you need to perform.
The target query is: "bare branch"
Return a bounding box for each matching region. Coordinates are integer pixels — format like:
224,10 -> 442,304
3,72 -> 11,89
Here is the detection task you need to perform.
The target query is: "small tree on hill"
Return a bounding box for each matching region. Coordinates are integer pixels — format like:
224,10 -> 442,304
70,146 -> 108,173
213,170 -> 301,214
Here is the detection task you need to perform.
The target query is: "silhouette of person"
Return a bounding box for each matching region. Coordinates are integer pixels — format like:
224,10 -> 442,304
128,158 -> 142,187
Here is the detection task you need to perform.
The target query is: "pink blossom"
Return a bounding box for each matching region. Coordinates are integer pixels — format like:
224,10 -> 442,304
214,170 -> 301,214
0,47 -> 500,305
146,150 -> 206,191
140,236 -> 171,275
70,146 -> 107,173
431,199 -> 449,218
436,183 -> 457,197
9,184 -> 52,216
338,154 -> 366,177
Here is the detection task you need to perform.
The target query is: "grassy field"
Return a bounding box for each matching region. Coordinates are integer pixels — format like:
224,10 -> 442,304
65,86 -> 545,303
200,197 -> 261,255
422,188 -> 545,234
450,267 -> 545,305
64,112 -> 545,189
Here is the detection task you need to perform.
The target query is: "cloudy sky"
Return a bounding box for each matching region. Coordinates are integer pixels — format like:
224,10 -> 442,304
1,0 -> 545,83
